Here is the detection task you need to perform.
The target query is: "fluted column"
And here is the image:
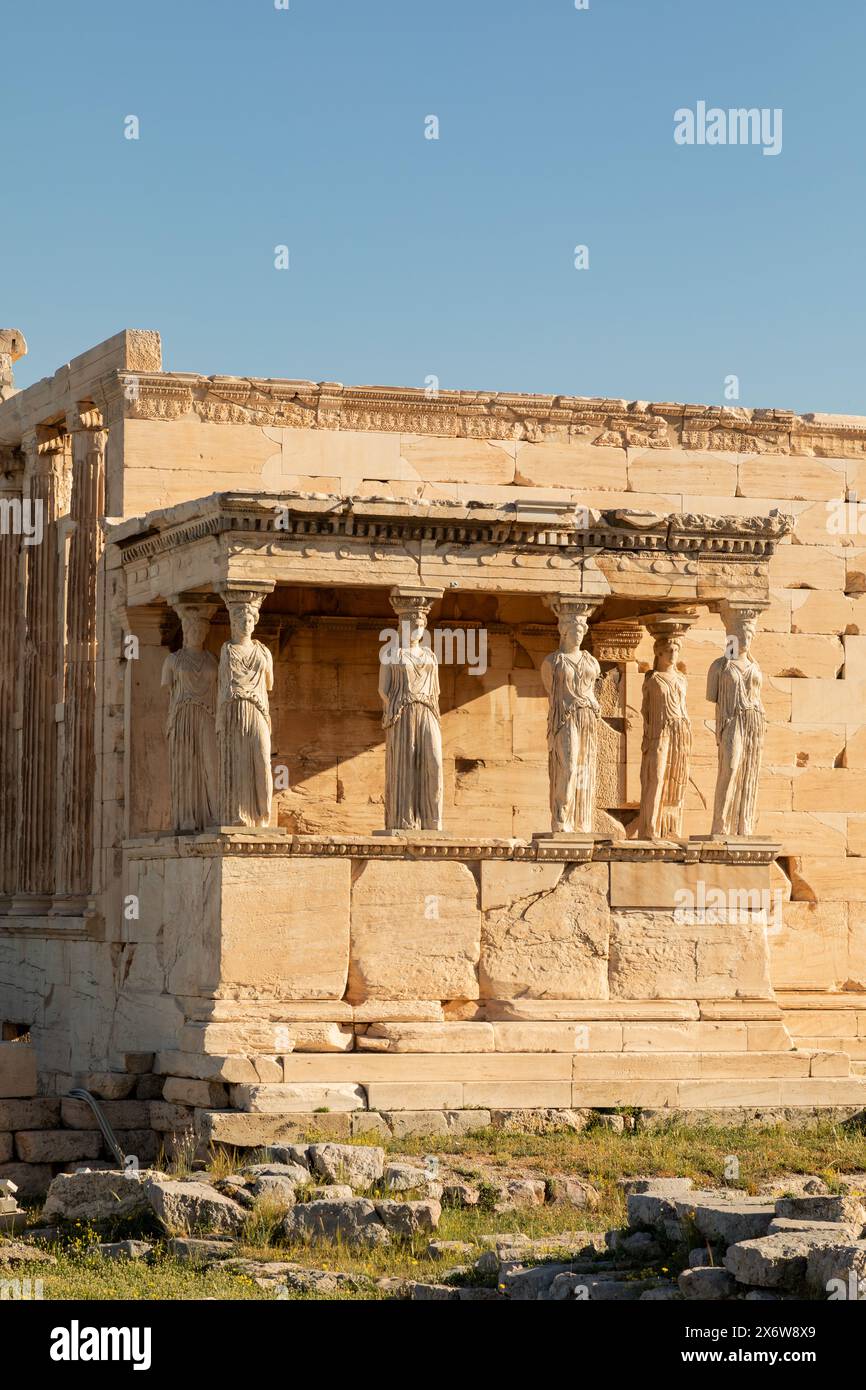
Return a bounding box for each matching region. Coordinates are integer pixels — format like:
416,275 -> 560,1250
18,428 -> 71,898
60,408 -> 107,895
0,451 -> 24,894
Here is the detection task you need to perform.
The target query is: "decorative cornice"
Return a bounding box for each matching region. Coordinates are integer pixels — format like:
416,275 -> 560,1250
109,491 -> 795,567
95,369 -> 866,459
122,831 -> 780,866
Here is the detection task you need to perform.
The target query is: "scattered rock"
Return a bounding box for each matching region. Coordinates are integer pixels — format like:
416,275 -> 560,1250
375,1199 -> 441,1237
409,1282 -> 459,1300
492,1178 -> 546,1211
42,1170 -> 152,1225
246,1176 -> 299,1206
243,1162 -> 310,1186
490,1108 -> 591,1135
674,1193 -> 775,1245
144,1179 -> 247,1235
441,1180 -> 480,1208
427,1239 -> 474,1260
725,1232 -> 844,1290
547,1175 -> 600,1209
168,1237 -> 234,1263
93,1240 -> 153,1261
306,1184 -> 353,1201
678,1266 -> 736,1299
805,1240 -> 866,1296
0,1241 -> 56,1267
774,1195 -> 866,1227
307,1144 -> 384,1190
282,1197 -> 390,1248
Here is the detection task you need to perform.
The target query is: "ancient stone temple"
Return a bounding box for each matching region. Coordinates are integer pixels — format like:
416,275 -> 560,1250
1,328 -> 865,1149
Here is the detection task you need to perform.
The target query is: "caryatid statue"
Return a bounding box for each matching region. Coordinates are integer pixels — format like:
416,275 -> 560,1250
379,587 -> 444,831
162,598 -> 219,832
707,601 -> 766,837
541,598 -> 601,834
216,584 -> 275,828
634,614 -> 695,843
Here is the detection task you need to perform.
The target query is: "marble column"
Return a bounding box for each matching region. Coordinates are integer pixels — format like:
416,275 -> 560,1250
541,596 -> 603,835
379,586 -> 444,832
0,452 -> 24,895
216,582 -> 275,828
634,610 -> 697,843
708,599 -> 768,838
18,428 -> 71,897
60,408 -> 107,894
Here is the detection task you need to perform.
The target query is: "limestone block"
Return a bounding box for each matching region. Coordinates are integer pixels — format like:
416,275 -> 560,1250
571,1081 -> 679,1107
0,1163 -> 53,1198
725,1232 -> 841,1290
629,449 -> 737,497
739,454 -> 845,501
0,1044 -> 37,1098
609,861 -> 770,910
280,1052 -> 573,1082
790,590 -> 858,634
357,1023 -> 494,1053
60,1099 -> 152,1131
149,1102 -> 194,1133
793,770 -> 866,812
15,1131 -> 102,1163
752,633 -> 843,680
492,1022 -> 621,1052
805,1241 -> 866,1294
770,546 -> 845,591
353,1001 -> 444,1023
514,440 -> 627,490
462,1082 -> 572,1108
848,817 -> 866,853
219,857 -> 350,1000
480,862 -> 609,1000
609,913 -> 772,1000
145,1178 -> 247,1235
622,1022 -> 747,1052
162,1077 -> 228,1108
195,1110 -> 353,1147
777,1078 -> 866,1104
484,998 -> 699,1021
399,434 -> 516,485
791,679 -> 866,725
789,857 -> 866,902
366,1083 -> 463,1111
0,1099 -> 60,1129
769,902 -> 848,992
349,860 -> 481,1001
229,1084 -> 367,1113
155,1051 -> 282,1083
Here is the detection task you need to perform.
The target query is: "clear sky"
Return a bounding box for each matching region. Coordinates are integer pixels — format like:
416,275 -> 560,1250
4,0 -> 865,414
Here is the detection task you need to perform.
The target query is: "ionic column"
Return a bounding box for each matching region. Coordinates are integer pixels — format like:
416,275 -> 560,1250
60,407 -> 107,894
0,451 -> 24,894
18,427 -> 72,897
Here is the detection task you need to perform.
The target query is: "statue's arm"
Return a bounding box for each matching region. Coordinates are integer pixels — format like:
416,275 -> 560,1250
160,653 -> 174,688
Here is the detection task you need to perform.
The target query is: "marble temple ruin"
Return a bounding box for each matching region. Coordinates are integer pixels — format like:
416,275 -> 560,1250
1,327 -> 866,1157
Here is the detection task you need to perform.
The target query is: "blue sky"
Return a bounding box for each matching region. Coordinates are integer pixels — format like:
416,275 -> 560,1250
4,0 -> 865,413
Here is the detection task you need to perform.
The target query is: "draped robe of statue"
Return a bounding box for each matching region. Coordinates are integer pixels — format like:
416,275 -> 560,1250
161,648 -> 218,831
708,654 -> 765,836
381,644 -> 443,830
543,648 -> 600,833
636,667 -> 691,840
217,638 -> 273,827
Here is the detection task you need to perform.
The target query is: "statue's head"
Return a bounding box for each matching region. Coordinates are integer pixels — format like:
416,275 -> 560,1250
559,613 -> 588,649
654,634 -> 681,671
228,600 -> 260,643
180,614 -> 208,650
727,610 -> 758,657
404,613 -> 428,648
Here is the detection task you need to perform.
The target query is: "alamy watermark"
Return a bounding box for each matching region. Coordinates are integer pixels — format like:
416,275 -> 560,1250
0,496 -> 42,545
674,102 -> 782,157
379,620 -> 488,675
673,881 -> 784,932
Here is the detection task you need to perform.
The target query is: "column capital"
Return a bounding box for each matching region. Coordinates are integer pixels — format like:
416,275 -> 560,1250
588,618 -> 643,663
217,581 -> 275,609
643,608 -> 700,641
717,598 -> 770,632
65,404 -> 104,434
388,585 -> 442,619
544,594 -> 603,622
